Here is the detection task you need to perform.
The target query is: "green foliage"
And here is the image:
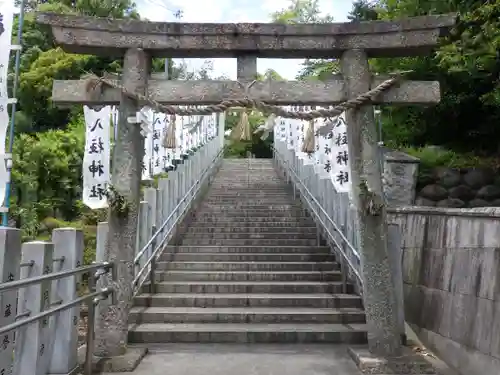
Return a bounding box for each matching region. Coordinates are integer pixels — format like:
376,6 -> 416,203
403,146 -> 499,185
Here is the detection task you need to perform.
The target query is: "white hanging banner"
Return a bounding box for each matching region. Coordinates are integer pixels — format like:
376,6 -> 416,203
286,109 -> 295,150
319,116 -> 333,177
0,0 -> 15,99
330,112 -> 351,193
0,0 -> 16,207
82,106 -> 112,209
161,115 -> 174,171
138,106 -> 153,180
152,113 -> 164,175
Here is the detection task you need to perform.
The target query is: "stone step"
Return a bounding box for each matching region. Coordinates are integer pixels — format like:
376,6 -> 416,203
129,306 -> 365,324
202,199 -> 296,204
189,221 -> 313,228
185,226 -> 317,234
181,233 -> 317,240
141,281 -> 349,294
196,206 -> 304,212
194,212 -> 310,219
128,322 -> 367,343
191,217 -> 313,224
205,193 -> 292,197
154,270 -> 342,282
159,252 -> 333,262
165,246 -> 331,254
180,239 -> 318,246
194,209 -> 306,215
156,261 -> 338,272
208,187 -> 289,191
134,293 -> 362,309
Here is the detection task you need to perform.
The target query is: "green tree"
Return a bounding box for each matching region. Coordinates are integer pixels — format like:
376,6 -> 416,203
11,0 -> 138,134
271,0 -> 338,80
373,0 -> 500,153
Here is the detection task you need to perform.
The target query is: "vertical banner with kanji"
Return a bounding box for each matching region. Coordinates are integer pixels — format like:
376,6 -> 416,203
141,107 -> 153,181
329,112 -> 351,193
82,106 -> 111,209
152,112 -> 164,175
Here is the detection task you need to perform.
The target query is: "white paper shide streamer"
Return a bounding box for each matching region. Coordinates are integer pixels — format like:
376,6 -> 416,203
82,106 -> 112,209
330,112 -> 352,193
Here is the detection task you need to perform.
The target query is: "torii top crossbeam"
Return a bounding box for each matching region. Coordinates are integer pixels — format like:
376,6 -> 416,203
36,13 -> 456,59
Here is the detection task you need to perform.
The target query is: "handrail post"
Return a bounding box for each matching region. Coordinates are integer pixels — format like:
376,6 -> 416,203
149,236 -> 157,293
84,270 -> 96,375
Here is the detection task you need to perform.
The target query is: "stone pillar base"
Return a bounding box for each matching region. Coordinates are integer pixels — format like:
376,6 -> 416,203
347,346 -> 436,374
77,346 -> 148,372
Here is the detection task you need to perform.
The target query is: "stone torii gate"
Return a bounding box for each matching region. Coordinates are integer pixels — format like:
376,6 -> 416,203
37,11 -> 455,368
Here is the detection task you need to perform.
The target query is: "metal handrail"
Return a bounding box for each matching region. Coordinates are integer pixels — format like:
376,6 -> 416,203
132,145 -> 224,294
133,146 -> 221,265
272,147 -> 363,285
1,261 -> 115,375
0,261 -> 113,293
0,287 -> 112,336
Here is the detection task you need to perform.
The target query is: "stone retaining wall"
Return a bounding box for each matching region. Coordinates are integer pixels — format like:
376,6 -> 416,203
388,206 -> 500,375
416,168 -> 500,208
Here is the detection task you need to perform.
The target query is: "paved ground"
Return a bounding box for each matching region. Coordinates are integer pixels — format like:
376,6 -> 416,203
105,344 -> 363,375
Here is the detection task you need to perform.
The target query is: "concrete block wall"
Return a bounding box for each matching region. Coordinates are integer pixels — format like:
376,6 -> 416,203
387,206 -> 500,375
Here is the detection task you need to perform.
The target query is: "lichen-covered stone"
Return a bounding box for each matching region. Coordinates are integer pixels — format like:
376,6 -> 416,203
476,185 -> 500,200
463,169 -> 495,189
436,198 -> 465,208
434,167 -> 461,188
448,185 -> 475,201
419,184 -> 448,201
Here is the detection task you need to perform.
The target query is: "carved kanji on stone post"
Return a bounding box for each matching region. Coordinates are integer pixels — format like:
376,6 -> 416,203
37,11 -> 455,369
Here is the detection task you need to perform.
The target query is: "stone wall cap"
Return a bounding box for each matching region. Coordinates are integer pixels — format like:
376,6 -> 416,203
388,205 -> 500,218
383,148 -> 420,164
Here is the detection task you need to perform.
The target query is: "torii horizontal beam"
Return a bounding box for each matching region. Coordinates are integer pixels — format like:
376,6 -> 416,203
51,76 -> 440,106
36,12 -> 456,58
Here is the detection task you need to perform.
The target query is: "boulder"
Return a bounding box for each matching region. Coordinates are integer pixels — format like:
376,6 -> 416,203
490,198 -> 500,207
415,197 -> 436,207
434,167 -> 461,188
419,184 -> 448,201
476,185 -> 500,200
468,198 -> 490,208
462,168 -> 495,189
448,185 -> 475,201
436,198 -> 465,208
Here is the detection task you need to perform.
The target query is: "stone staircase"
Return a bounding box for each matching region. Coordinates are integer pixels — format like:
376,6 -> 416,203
128,159 -> 367,343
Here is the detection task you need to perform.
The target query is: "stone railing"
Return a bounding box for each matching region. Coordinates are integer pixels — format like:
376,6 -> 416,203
0,227 -> 115,375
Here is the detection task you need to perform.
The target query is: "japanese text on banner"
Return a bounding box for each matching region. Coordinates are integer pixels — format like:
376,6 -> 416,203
82,106 -> 111,209
329,113 -> 352,193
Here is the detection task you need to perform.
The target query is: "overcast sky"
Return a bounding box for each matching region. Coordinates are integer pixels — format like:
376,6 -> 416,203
136,0 -> 354,79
